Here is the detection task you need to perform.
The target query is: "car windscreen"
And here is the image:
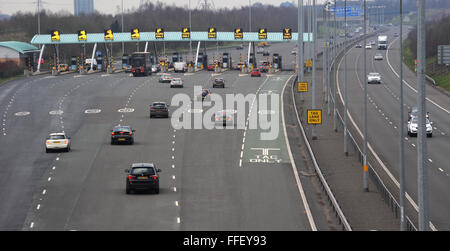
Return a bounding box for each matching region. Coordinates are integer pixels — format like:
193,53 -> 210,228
50,135 -> 65,140
131,167 -> 155,176
114,127 -> 131,132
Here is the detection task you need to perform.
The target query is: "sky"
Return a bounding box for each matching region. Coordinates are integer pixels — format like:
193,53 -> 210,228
0,0 -> 322,16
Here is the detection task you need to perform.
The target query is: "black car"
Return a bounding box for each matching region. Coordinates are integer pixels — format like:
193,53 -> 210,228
111,125 -> 135,145
263,51 -> 270,56
150,102 -> 169,118
212,78 -> 225,88
125,163 -> 161,194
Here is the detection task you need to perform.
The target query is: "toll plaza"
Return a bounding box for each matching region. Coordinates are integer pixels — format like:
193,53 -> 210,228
30,29 -> 313,75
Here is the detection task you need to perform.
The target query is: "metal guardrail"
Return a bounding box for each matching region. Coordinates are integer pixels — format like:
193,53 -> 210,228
327,31 -> 418,231
290,76 -> 352,231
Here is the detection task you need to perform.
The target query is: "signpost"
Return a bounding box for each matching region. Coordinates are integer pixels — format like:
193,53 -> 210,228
437,45 -> 450,65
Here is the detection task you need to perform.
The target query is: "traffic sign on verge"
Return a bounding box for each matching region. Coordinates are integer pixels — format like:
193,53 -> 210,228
307,110 -> 322,125
298,82 -> 308,92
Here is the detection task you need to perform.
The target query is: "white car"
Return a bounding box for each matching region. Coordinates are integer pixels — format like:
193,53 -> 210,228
407,117 -> 433,137
367,72 -> 381,84
170,78 -> 184,88
151,64 -> 160,73
374,53 -> 383,60
159,73 -> 173,83
215,110 -> 234,127
45,133 -> 71,153
365,44 -> 372,49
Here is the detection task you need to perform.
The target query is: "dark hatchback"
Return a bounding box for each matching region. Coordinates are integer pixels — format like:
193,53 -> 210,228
212,78 -> 225,88
150,102 -> 169,118
111,126 -> 135,145
125,163 -> 161,194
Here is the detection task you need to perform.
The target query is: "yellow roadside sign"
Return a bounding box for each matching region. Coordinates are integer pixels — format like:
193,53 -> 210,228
51,30 -> 61,41
78,30 -> 87,41
298,82 -> 308,92
307,110 -> 322,125
155,28 -> 164,39
305,60 -> 312,67
104,29 -> 114,40
131,28 -> 140,39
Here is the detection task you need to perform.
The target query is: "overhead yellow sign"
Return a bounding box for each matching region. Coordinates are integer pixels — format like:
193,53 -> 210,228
182,27 -> 190,39
51,30 -> 61,41
77,30 -> 87,41
234,28 -> 243,39
259,28 -> 267,40
208,27 -> 217,39
298,82 -> 308,92
131,28 -> 140,39
283,28 -> 292,40
104,29 -> 114,40
307,110 -> 322,125
155,28 -> 164,39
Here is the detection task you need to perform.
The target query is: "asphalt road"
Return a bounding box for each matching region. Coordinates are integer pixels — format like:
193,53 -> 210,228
336,27 -> 450,230
0,59 -> 325,230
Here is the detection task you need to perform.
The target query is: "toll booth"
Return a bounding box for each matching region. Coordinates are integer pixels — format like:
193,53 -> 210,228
172,53 -> 181,63
222,53 -> 230,69
249,53 -> 255,69
273,53 -> 282,70
97,54 -> 104,71
71,56 -> 77,71
197,53 -> 208,69
122,54 -> 129,70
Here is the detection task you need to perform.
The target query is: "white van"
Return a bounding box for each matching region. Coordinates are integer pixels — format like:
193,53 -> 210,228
174,62 -> 187,73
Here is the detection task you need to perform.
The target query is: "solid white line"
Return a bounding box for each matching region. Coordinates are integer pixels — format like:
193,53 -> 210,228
336,44 -> 437,231
386,37 -> 450,115
281,75 -> 317,231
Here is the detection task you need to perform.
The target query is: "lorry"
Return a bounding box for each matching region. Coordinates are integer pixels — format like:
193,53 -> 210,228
131,52 -> 153,76
174,61 -> 187,73
377,35 -> 388,50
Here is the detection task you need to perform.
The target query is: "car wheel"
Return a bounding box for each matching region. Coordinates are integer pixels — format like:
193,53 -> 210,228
46,148 -> 49,153
66,146 -> 70,152
427,133 -> 432,138
154,188 -> 159,194
126,187 -> 131,194
111,140 -> 115,145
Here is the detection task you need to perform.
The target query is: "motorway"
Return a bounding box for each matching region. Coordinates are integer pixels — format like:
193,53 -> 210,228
0,41 -> 334,230
336,27 -> 450,230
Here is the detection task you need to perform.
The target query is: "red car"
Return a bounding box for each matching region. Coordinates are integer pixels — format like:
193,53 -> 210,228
251,69 -> 261,77
207,64 -> 216,71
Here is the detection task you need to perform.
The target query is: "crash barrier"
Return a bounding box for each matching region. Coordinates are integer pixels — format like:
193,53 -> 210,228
291,75 -> 352,231
328,29 -> 419,231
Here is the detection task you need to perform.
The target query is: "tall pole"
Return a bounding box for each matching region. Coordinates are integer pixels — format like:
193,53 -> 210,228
399,0 -> 406,231
363,0 -> 369,192
37,0 -> 41,35
312,0 -> 317,140
298,0 -> 304,101
189,0 -> 192,63
121,0 -> 124,55
333,0 -> 337,132
417,0 -> 429,231
344,0 -> 348,155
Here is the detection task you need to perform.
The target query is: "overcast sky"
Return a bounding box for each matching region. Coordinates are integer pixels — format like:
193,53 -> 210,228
1,0 -> 329,15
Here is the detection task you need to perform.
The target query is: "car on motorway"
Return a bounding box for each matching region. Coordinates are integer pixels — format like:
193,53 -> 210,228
125,163 -> 161,194
197,89 -> 211,102
215,110 -> 234,127
111,125 -> 135,145
407,117 -> 433,137
367,72 -> 381,84
45,133 -> 71,153
251,69 -> 261,77
151,64 -> 161,73
374,53 -> 384,60
159,73 -> 173,83
365,44 -> 372,49
408,106 -> 429,121
170,78 -> 184,88
370,40 -> 376,45
212,78 -> 225,88
394,32 -> 399,37
58,63 -> 69,72
257,47 -> 264,54
355,43 -> 362,48
291,49 -> 297,55
150,102 -> 169,118
207,63 -> 216,71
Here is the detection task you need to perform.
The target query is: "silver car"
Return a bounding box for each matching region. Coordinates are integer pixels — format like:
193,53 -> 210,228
374,53 -> 383,60
407,117 -> 433,137
45,133 -> 71,153
170,78 -> 184,88
367,72 -> 381,84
